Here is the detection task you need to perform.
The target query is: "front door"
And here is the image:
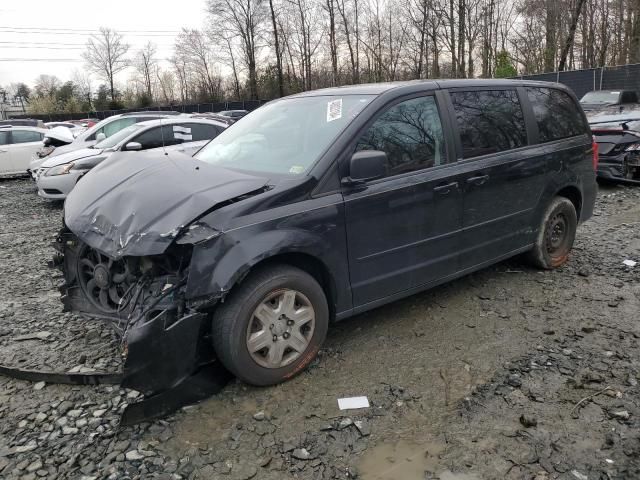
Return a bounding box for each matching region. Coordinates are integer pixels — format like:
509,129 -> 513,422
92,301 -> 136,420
342,95 -> 464,307
447,89 -> 546,269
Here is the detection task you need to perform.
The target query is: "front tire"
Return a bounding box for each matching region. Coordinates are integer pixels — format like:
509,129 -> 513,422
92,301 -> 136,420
212,265 -> 329,386
527,197 -> 577,269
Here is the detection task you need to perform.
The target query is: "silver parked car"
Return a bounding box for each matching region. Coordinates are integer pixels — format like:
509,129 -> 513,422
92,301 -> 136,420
36,118 -> 227,200
30,111 -> 184,172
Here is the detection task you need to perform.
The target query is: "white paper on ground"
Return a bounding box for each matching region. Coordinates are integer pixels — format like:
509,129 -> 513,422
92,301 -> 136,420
623,259 -> 637,267
338,396 -> 370,410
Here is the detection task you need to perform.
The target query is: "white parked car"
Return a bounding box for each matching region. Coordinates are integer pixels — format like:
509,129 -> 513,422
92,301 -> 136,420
0,125 -> 47,177
36,118 -> 227,200
39,111 -> 183,162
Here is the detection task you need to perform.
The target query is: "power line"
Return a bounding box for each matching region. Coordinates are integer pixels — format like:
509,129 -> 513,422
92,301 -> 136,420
0,26 -> 183,33
0,58 -> 84,62
0,45 -> 85,50
0,41 -> 176,46
0,30 -> 180,37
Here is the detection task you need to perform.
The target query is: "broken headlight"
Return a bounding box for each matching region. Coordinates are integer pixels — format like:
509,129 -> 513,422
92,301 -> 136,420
45,162 -> 75,176
175,223 -> 221,245
624,143 -> 640,152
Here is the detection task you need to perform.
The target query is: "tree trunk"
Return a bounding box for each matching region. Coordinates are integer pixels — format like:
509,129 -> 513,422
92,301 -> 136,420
558,0 -> 587,71
631,0 -> 640,63
269,0 -> 284,97
544,0 -> 557,72
457,0 -> 466,77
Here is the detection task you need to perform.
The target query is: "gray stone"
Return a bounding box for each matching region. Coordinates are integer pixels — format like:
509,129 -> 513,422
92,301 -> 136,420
292,448 -> 311,460
26,460 -> 42,472
125,450 -> 145,461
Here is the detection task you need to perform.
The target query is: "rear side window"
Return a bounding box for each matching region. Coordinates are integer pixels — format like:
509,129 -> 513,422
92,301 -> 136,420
183,123 -> 224,141
355,95 -> 446,177
12,130 -> 43,144
526,87 -> 587,142
450,90 -> 527,158
0,131 -> 9,145
133,126 -> 177,150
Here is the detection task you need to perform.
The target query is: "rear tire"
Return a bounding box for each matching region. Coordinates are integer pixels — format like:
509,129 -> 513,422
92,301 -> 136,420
212,265 -> 329,386
527,197 -> 577,269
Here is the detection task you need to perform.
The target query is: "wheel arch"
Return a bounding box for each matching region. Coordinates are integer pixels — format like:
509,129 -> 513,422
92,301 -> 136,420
229,252 -> 338,321
555,185 -> 583,220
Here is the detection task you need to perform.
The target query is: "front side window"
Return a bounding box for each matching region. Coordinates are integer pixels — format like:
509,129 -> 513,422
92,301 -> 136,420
355,96 -> 446,177
197,95 -> 375,175
95,125 -> 143,150
100,118 -> 137,138
0,131 -> 9,145
527,87 -> 588,142
132,125 -> 184,150
451,90 -> 527,158
11,130 -> 43,144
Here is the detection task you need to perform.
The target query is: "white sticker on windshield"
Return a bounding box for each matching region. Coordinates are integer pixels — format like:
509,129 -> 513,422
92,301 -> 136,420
327,99 -> 343,122
289,165 -> 305,174
173,125 -> 192,141
611,91 -> 620,94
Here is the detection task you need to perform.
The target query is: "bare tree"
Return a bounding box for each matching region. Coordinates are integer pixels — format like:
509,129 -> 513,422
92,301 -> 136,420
83,28 -> 130,101
206,0 -> 266,99
175,29 -> 222,101
72,70 -> 93,109
269,0 -> 285,96
135,42 -> 158,100
33,74 -> 61,98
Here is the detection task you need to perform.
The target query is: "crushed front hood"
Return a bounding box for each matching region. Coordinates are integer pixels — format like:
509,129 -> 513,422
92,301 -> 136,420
64,150 -> 268,258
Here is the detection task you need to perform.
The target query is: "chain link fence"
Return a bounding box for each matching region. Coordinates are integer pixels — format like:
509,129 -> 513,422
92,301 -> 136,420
7,99 -> 267,122
515,63 -> 640,100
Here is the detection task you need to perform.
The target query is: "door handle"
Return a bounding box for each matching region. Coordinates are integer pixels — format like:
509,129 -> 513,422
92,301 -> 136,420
433,181 -> 458,195
466,175 -> 489,186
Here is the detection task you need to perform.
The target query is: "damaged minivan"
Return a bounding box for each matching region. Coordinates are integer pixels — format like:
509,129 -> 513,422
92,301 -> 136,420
55,80 -> 596,413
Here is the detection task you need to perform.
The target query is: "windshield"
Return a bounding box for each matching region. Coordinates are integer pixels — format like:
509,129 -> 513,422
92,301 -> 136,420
196,95 -> 375,175
581,91 -> 621,104
94,124 -> 143,149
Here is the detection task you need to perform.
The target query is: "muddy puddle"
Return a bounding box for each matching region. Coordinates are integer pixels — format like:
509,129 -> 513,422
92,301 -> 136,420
358,439 -> 445,479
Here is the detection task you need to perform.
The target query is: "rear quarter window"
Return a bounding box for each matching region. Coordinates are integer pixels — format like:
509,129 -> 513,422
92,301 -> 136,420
450,89 -> 527,158
526,87 -> 588,142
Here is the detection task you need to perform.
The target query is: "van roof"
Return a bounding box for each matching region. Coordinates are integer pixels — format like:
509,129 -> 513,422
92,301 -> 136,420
287,79 -> 569,98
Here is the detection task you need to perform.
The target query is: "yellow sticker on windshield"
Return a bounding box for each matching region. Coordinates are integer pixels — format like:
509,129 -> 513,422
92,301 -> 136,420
289,165 -> 305,174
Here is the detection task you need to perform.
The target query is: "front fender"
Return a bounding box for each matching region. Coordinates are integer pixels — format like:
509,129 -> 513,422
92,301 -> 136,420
185,214 -> 351,315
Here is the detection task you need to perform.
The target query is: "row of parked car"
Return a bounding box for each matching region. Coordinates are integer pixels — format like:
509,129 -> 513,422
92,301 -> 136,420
0,109 -> 249,200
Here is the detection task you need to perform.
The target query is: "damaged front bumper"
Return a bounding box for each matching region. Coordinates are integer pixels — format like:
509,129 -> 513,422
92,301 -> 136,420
47,229 -> 232,423
597,152 -> 640,185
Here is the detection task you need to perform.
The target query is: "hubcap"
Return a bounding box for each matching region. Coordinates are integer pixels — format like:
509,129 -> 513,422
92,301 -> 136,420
545,213 -> 568,254
246,289 -> 315,369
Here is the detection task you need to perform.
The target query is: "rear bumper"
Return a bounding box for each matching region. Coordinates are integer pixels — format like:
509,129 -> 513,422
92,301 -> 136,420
597,154 -> 640,185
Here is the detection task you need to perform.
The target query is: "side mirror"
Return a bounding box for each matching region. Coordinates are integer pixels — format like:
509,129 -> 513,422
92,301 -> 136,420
96,132 -> 106,142
343,150 -> 387,185
124,142 -> 142,151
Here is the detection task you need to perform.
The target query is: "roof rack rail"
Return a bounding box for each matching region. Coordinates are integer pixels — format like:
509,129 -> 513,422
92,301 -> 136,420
120,110 -> 182,116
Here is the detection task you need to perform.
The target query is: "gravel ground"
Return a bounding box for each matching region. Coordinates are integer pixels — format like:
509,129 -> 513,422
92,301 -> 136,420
0,178 -> 639,480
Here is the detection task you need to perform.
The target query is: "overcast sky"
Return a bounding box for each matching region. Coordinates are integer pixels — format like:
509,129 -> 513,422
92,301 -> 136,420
0,0 -> 205,87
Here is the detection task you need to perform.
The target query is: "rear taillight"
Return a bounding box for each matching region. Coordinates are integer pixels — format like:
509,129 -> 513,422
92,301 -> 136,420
592,136 -> 599,171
